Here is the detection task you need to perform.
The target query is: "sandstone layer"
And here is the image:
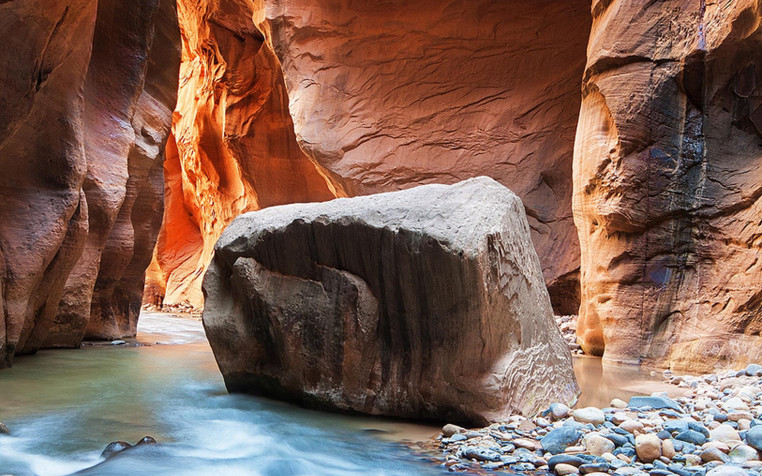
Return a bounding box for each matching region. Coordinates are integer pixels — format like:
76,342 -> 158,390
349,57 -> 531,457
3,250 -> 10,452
144,0 -> 340,310
152,0 -> 591,314
203,177 -> 579,425
0,0 -> 179,365
573,0 -> 762,371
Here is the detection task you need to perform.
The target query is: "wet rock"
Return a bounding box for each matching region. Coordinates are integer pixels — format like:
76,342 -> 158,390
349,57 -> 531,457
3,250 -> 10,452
549,455 -> 587,470
746,425 -> 762,452
0,423 -> 8,435
628,397 -> 682,412
101,441 -> 132,459
202,178 -> 579,425
459,445 -> 501,462
136,436 -> 156,446
635,434 -> 662,463
543,427 -> 583,455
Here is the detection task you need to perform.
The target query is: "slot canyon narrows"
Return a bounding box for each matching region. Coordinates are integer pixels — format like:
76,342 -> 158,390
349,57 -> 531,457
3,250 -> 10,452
1,1 -> 762,475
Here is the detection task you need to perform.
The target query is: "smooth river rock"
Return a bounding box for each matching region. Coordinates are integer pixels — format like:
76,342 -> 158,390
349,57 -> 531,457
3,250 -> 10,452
202,177 -> 579,425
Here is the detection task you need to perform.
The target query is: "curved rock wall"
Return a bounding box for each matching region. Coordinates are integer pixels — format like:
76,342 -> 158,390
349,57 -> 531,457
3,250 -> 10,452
574,0 -> 762,371
144,0 -> 340,309
0,0 -> 180,366
151,0 -> 591,314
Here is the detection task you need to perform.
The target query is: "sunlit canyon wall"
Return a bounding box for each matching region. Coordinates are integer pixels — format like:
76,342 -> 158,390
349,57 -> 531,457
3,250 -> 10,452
147,0 -> 592,314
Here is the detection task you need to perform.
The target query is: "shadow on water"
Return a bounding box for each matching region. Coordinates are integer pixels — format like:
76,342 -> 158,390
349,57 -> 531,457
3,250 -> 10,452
0,313 -> 445,476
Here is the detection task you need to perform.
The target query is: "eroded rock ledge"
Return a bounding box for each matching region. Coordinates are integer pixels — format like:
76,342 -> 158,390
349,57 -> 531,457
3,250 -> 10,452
202,177 -> 579,425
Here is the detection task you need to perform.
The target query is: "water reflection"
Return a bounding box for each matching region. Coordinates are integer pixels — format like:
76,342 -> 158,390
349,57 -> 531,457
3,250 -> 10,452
573,355 -> 685,408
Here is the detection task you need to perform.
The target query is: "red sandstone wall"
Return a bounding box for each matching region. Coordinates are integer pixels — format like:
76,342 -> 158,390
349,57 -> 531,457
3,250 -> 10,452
151,0 -> 591,313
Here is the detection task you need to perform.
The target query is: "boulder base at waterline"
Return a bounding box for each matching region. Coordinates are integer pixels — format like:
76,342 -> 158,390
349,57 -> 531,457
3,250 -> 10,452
202,177 -> 579,425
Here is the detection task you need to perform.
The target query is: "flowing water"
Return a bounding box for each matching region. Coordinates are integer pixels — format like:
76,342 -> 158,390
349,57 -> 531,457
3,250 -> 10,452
0,313 -> 682,476
0,313 -> 443,476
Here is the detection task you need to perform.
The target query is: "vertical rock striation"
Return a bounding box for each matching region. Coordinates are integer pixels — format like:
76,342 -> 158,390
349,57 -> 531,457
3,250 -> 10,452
574,0 -> 762,371
203,177 -> 579,425
0,0 -> 180,365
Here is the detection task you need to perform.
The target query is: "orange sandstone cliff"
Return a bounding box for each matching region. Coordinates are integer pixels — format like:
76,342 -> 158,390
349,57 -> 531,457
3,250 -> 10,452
149,0 -> 592,314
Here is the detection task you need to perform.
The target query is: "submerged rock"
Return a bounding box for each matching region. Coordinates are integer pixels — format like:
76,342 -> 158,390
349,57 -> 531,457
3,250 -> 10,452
0,422 -> 9,435
202,177 -> 579,425
100,441 -> 132,459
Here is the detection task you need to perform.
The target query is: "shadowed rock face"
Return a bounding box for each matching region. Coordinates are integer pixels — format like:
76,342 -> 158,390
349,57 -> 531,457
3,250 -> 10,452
151,0 -> 591,314
0,0 -> 179,365
574,0 -> 762,371
203,177 -> 579,425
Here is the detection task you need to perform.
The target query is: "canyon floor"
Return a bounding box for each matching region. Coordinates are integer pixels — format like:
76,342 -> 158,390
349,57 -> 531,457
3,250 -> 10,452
0,311 -> 722,476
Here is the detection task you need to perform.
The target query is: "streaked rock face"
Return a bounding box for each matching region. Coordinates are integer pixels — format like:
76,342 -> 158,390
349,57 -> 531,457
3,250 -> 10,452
151,0 -> 591,315
0,0 -> 179,365
573,0 -> 762,371
203,177 -> 579,425
144,0 -> 340,310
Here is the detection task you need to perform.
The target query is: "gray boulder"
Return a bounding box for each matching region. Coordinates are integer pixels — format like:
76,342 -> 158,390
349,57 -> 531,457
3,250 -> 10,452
202,177 -> 579,425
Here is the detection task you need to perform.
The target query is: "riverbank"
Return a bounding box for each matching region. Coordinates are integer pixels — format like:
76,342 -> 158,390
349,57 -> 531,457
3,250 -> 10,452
435,364 -> 762,475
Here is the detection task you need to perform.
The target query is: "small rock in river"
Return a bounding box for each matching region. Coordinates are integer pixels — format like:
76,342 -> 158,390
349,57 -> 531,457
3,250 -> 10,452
111,340 -> 126,345
101,441 -> 132,459
0,423 -> 9,435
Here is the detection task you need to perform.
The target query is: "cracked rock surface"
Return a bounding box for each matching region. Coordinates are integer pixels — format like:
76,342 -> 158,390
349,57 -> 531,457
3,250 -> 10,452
202,177 -> 579,425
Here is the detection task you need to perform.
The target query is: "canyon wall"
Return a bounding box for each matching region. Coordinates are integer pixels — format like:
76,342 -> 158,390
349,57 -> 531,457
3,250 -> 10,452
574,0 -> 762,371
152,0 -> 591,314
144,0 -> 340,309
0,0 -> 179,366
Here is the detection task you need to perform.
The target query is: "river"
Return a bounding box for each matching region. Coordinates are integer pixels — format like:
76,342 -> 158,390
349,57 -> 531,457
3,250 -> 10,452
0,312 -> 680,475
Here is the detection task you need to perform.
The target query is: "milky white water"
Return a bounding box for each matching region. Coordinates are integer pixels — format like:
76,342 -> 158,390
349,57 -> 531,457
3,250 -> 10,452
0,312 -> 444,476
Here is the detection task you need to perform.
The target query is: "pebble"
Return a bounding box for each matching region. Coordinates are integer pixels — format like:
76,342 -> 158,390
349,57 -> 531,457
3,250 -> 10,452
706,464 -> 750,476
620,420 -> 645,434
727,444 -> 759,463
635,433 -> 662,463
437,362 -> 762,475
700,447 -> 729,463
442,423 -> 465,437
542,426 -> 583,454
584,432 -> 615,456
710,424 -> 742,444
746,425 -> 762,451
574,407 -> 606,426
551,403 -> 572,420
555,463 -> 581,475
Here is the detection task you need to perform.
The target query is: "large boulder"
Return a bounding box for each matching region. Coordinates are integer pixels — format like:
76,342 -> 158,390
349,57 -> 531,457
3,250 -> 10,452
202,177 -> 579,425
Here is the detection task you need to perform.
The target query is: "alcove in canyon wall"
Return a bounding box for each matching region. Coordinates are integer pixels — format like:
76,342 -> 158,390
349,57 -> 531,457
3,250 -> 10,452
146,0 -> 592,314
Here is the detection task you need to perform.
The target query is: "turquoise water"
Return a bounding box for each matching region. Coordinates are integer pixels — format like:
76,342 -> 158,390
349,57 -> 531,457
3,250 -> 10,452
0,313 -> 444,476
